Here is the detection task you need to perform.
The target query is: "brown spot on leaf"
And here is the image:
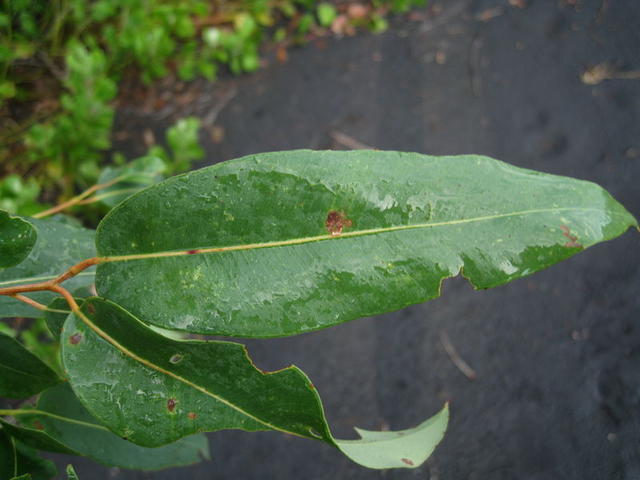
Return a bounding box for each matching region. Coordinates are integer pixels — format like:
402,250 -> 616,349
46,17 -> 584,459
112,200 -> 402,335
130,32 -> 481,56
167,398 -> 177,412
87,303 -> 96,314
401,458 -> 414,466
187,412 -> 197,420
69,333 -> 82,345
309,383 -> 315,390
187,249 -> 200,255
325,210 -> 353,236
561,225 -> 582,248
33,420 -> 44,430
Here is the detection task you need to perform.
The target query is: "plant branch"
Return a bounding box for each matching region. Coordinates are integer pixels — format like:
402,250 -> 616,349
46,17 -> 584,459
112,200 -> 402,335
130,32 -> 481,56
32,175 -> 125,218
10,294 -> 48,311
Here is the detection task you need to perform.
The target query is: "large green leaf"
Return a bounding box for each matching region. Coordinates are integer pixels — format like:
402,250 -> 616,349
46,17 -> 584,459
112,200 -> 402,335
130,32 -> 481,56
0,218 -> 95,319
0,210 -> 36,269
10,383 -> 210,470
95,150 -> 637,338
0,331 -> 61,398
61,297 -> 448,469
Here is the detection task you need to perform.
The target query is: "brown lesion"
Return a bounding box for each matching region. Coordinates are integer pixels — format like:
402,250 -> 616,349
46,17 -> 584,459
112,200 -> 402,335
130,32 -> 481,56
560,225 -> 582,248
167,398 -> 177,412
325,210 -> 353,236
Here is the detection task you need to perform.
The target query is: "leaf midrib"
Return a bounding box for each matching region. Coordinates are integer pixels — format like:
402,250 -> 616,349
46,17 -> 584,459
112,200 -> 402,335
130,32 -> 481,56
74,308 -> 313,440
9,409 -> 109,432
101,206 -> 611,262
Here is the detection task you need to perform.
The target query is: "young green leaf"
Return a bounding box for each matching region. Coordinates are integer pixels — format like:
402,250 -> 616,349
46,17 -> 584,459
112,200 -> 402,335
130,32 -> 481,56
0,332 -> 61,398
317,3 -> 337,27
61,297 -> 448,469
9,383 -> 210,470
0,210 -> 36,268
66,465 -> 79,480
95,150 -> 638,338
0,218 -> 95,319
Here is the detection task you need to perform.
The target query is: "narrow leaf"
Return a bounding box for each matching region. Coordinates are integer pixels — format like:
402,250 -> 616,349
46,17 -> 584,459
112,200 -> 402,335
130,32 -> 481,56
0,218 -> 95,319
13,443 -> 57,480
95,150 -> 638,337
0,332 -> 61,398
0,428 -> 57,480
13,383 -> 210,470
0,210 -> 36,268
61,298 -> 447,469
0,428 -> 17,479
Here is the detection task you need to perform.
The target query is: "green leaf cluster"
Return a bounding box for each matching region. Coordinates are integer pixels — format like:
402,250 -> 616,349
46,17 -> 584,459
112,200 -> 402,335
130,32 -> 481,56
0,150 -> 636,477
1,0 -> 427,200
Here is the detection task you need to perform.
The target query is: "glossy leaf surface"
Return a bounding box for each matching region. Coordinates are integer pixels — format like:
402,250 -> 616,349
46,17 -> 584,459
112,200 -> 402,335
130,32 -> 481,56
61,298 -> 448,469
0,218 -> 95,319
9,384 -> 210,470
0,332 -> 61,398
0,210 -> 36,268
95,150 -> 637,337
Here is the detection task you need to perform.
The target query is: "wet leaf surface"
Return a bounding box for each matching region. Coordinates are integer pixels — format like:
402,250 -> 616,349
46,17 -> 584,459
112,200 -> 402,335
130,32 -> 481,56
95,150 -> 637,337
61,297 -> 448,469
0,218 -> 95,319
0,210 -> 36,269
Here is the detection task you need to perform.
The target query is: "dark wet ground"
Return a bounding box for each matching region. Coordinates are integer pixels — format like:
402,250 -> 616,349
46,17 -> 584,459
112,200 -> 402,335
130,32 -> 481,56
52,0 -> 640,478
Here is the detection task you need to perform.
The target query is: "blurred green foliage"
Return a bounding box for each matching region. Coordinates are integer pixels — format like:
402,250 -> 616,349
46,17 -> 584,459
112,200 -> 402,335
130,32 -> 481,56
0,0 -> 426,215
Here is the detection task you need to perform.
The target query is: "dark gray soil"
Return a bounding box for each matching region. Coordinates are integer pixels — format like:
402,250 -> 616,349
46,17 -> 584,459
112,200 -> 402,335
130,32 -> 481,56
52,0 -> 640,478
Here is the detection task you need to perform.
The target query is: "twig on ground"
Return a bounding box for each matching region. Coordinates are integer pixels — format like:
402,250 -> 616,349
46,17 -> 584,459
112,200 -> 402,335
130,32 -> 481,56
202,86 -> 238,126
439,329 -> 477,381
329,131 -> 373,150
581,64 -> 640,85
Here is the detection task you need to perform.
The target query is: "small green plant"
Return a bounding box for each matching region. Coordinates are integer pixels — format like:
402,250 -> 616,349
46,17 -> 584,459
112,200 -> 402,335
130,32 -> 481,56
1,0 -> 427,198
1,150 -> 635,478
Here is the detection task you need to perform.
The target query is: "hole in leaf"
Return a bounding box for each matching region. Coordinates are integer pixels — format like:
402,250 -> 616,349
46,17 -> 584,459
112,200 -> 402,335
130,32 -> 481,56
169,354 -> 184,364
